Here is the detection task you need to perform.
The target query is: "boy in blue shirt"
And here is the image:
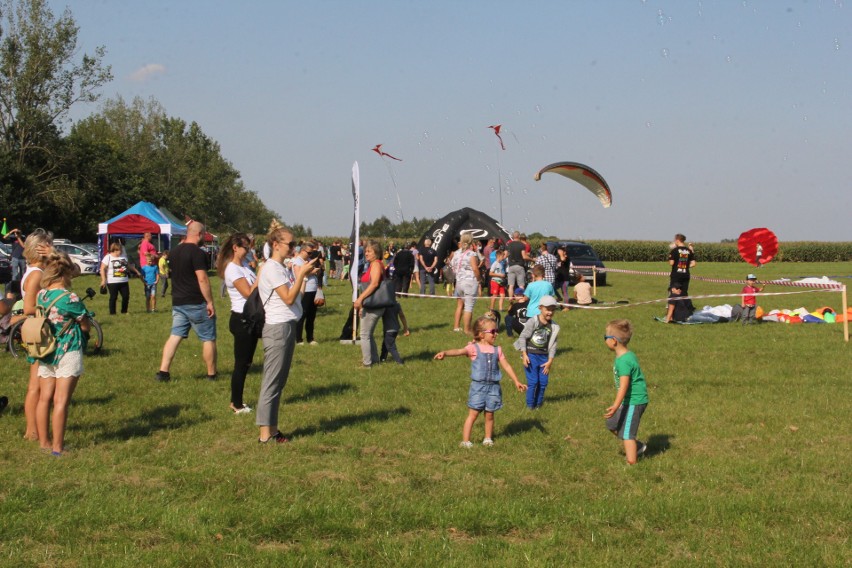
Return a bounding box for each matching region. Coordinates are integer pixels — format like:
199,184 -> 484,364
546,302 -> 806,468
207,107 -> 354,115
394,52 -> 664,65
523,265 -> 556,318
141,253 -> 160,313
603,319 -> 649,465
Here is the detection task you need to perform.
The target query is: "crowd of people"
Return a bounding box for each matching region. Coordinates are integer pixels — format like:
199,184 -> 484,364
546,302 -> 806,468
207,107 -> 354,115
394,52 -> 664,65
0,225 -> 673,464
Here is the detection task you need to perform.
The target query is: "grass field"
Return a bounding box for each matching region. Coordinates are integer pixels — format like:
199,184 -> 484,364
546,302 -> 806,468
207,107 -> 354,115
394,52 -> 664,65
1,262 -> 850,566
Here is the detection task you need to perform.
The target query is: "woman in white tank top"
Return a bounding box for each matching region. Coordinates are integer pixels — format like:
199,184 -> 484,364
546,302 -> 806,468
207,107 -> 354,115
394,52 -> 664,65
20,229 -> 53,441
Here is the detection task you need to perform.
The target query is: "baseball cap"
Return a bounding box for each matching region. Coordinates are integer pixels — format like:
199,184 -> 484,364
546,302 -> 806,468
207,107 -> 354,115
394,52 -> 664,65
539,295 -> 558,309
747,274 -> 757,280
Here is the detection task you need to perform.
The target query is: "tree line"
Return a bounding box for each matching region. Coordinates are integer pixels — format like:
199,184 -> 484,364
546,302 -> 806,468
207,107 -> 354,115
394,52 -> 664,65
0,0 -> 286,241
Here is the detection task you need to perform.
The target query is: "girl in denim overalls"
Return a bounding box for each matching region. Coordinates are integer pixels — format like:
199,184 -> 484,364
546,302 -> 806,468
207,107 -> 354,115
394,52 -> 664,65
434,315 -> 526,447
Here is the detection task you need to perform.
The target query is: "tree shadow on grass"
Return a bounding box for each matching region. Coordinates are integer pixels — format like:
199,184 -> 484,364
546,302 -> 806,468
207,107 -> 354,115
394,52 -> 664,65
499,417 -> 547,438
285,406 -> 411,439
645,433 -> 673,458
285,382 -> 356,403
96,404 -> 209,441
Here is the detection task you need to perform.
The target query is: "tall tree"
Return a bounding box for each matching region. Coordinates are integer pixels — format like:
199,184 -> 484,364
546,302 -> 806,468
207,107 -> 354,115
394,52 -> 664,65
0,0 -> 111,178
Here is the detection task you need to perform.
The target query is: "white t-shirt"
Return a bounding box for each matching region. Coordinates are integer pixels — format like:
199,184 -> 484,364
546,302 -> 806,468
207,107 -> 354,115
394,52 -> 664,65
291,256 -> 318,293
258,258 -> 302,324
224,262 -> 256,314
101,254 -> 130,284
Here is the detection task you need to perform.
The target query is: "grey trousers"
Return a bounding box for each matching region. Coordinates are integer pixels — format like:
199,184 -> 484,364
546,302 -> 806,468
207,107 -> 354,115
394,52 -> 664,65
359,307 -> 384,366
507,264 -> 526,292
256,321 -> 297,428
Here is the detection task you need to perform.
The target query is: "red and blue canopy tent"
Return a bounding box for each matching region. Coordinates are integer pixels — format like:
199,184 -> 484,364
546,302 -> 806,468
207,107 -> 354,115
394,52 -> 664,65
96,201 -> 187,260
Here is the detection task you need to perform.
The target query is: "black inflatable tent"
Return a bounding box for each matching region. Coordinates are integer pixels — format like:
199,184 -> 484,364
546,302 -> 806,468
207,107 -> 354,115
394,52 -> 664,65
418,207 -> 511,268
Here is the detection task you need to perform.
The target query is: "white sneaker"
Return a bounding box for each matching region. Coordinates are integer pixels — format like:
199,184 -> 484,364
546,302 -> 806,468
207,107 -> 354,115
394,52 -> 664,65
459,441 -> 473,448
309,341 -> 319,346
232,405 -> 252,415
482,438 -> 494,447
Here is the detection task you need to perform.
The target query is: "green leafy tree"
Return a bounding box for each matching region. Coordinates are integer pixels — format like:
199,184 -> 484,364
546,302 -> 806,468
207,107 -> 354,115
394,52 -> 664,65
0,0 -> 111,171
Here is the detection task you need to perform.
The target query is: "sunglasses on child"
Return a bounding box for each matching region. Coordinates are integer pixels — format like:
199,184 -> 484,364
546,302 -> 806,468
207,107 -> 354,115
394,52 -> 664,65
603,335 -> 622,343
482,329 -> 499,335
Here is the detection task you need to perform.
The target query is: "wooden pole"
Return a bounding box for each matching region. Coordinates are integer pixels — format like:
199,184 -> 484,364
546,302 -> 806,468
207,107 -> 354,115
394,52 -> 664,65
842,285 -> 849,343
592,266 -> 597,297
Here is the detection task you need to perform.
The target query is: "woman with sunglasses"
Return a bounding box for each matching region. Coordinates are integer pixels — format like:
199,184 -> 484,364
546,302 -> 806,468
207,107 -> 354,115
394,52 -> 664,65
255,227 -> 318,443
216,233 -> 258,414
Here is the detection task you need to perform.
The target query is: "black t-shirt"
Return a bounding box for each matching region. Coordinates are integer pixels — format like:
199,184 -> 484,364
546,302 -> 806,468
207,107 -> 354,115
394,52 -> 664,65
507,240 -> 526,267
329,245 -> 341,261
393,249 -> 415,273
169,243 -> 208,306
418,247 -> 437,270
670,246 -> 694,278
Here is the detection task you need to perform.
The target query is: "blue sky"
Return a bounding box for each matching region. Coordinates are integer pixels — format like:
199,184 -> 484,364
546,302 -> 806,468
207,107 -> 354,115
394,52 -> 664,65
57,0 -> 851,241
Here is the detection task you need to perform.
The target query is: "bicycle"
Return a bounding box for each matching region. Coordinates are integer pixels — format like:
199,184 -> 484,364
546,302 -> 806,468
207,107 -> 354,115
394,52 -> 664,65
7,287 -> 104,358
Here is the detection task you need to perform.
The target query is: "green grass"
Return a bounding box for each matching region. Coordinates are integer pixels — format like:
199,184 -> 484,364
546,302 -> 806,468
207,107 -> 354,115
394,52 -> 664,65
1,263 -> 850,566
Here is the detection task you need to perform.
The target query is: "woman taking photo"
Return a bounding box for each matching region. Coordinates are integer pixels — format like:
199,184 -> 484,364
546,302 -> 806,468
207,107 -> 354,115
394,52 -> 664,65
353,240 -> 385,368
256,227 -> 317,443
216,233 -> 258,415
451,233 -> 481,334
100,240 -> 141,315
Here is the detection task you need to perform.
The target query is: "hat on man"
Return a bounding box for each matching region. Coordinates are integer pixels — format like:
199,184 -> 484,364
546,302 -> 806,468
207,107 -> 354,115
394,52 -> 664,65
539,295 -> 558,309
747,274 -> 757,280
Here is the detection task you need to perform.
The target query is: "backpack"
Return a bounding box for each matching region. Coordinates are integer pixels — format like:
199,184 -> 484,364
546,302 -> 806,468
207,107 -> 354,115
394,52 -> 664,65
20,291 -> 73,359
241,288 -> 273,338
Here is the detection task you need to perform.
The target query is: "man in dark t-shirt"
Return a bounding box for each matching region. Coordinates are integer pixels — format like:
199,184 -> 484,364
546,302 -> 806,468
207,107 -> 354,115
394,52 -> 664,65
392,243 -> 415,294
668,233 -> 696,294
156,221 -> 217,382
506,231 -> 531,293
417,239 -> 438,296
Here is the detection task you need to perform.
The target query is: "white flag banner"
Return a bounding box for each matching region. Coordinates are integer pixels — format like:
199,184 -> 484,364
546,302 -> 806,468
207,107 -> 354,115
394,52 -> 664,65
350,161 -> 360,302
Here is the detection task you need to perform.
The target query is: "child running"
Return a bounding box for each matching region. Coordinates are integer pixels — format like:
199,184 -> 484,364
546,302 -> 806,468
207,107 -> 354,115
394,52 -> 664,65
35,252 -> 90,456
434,315 -> 526,447
603,319 -> 649,465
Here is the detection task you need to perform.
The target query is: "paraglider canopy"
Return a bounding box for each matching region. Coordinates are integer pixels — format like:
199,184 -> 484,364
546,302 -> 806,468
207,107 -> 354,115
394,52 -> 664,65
534,161 -> 612,208
738,227 -> 778,266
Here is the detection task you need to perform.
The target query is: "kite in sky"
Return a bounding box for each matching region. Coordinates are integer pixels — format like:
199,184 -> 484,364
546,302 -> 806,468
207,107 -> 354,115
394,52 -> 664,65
533,161 -> 613,208
372,144 -> 402,161
488,125 -> 505,150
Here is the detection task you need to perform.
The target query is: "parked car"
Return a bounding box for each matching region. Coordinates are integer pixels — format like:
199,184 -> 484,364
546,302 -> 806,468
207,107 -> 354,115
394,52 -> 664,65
545,240 -> 607,286
53,240 -> 100,275
0,244 -> 12,283
78,243 -> 99,256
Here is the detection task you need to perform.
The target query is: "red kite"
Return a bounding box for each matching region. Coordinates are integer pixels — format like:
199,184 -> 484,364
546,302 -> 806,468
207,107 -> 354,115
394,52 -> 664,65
738,228 -> 778,266
488,125 -> 505,150
372,144 -> 402,161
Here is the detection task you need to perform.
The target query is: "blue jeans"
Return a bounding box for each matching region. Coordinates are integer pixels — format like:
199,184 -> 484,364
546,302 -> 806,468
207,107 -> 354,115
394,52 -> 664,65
525,352 -> 550,408
171,303 -> 217,341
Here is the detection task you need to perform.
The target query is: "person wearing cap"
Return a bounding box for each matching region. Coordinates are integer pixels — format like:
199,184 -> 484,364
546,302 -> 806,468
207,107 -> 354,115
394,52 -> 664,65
741,274 -> 764,325
514,294 -> 561,409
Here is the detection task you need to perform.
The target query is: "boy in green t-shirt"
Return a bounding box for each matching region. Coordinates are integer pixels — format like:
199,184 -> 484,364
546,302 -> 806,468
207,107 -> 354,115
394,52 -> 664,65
603,319 -> 649,465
